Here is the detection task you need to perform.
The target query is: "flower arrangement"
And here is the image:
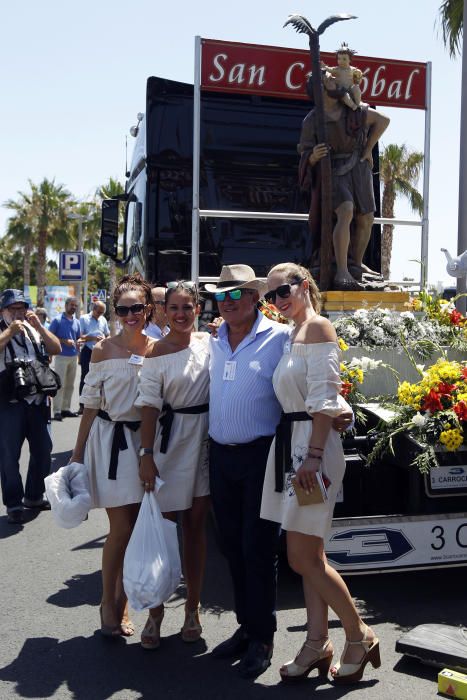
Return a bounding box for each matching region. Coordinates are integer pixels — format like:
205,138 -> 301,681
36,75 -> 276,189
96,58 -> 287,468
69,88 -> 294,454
338,337 -> 389,418
257,300 -> 290,324
407,291 -> 467,350
368,357 -> 467,473
333,306 -> 456,352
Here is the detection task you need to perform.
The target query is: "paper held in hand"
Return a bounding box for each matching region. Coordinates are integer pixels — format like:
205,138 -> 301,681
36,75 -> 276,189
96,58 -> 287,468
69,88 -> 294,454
292,472 -> 329,506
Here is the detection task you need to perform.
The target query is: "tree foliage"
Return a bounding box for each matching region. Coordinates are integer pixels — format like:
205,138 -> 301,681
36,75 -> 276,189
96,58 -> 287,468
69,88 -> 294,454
439,0 -> 463,57
379,144 -> 424,280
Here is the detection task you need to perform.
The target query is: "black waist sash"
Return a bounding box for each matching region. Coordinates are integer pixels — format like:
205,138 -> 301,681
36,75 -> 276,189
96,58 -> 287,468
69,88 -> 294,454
275,411 -> 313,493
159,403 -> 209,454
98,409 -> 141,480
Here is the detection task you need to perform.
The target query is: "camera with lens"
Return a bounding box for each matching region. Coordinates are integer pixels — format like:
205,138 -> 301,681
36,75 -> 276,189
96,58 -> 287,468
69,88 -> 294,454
4,358 -> 36,400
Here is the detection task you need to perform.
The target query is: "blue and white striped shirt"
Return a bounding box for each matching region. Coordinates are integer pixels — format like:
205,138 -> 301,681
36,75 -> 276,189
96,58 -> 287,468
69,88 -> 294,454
209,312 -> 291,444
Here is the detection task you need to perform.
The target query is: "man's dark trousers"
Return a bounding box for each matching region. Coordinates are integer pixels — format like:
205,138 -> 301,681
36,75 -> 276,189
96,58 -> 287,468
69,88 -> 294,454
209,436 -> 281,645
0,398 -> 52,510
79,345 -> 92,397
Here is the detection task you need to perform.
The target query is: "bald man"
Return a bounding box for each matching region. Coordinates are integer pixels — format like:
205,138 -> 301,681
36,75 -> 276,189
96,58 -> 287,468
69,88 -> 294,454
144,285 -> 169,340
78,301 -> 110,413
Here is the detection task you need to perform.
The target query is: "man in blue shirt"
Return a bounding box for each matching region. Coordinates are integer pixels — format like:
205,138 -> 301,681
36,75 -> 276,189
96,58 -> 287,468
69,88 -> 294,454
78,301 -> 109,412
49,297 -> 80,420
207,265 -> 290,678
207,265 -> 351,679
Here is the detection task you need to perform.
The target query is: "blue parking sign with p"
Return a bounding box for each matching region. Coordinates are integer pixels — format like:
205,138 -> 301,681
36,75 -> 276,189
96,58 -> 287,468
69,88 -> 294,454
59,251 -> 86,281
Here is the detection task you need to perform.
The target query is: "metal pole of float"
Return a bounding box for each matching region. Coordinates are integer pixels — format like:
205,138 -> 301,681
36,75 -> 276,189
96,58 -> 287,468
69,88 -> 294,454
420,61 -> 432,291
191,36 -> 202,285
456,0 -> 467,314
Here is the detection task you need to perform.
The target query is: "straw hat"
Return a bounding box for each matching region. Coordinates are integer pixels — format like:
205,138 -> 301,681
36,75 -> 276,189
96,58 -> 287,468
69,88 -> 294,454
205,264 -> 266,295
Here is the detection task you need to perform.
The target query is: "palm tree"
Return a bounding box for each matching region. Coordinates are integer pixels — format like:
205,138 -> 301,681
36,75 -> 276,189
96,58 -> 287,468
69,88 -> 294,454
30,179 -> 74,304
3,195 -> 36,288
439,0 -> 463,57
379,144 -> 424,280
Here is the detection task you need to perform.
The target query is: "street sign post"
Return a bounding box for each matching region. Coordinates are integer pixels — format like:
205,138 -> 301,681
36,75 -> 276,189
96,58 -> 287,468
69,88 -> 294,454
59,251 -> 86,282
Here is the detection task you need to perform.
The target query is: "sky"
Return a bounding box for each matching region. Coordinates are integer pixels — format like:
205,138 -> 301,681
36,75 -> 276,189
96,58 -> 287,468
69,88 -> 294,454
0,0 -> 461,287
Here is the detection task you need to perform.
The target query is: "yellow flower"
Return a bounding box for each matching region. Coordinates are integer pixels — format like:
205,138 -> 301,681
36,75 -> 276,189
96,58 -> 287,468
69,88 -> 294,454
439,428 -> 463,451
338,338 -> 349,352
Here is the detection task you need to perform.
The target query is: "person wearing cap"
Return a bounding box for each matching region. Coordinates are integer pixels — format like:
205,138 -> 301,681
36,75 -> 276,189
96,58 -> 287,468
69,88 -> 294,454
49,297 -> 81,420
0,289 -> 61,524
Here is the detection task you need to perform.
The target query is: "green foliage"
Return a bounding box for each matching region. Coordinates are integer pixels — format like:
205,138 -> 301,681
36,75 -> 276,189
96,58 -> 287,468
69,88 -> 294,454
439,0 -> 463,57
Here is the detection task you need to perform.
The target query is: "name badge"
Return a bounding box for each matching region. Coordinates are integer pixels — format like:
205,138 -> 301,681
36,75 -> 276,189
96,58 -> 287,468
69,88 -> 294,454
128,354 -> 144,366
223,360 -> 237,381
284,340 -> 291,354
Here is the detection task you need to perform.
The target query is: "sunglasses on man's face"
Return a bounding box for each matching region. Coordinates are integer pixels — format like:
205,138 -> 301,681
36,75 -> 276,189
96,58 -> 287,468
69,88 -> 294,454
114,303 -> 146,317
264,280 -> 304,304
214,288 -> 253,302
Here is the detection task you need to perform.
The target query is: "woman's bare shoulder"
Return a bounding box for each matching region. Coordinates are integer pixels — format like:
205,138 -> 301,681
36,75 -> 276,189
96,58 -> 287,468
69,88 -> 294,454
303,315 -> 337,344
90,338 -> 112,363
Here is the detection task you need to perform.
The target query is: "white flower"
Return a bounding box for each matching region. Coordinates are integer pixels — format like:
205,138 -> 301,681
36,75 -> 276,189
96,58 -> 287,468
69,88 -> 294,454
412,413 -> 426,427
353,309 -> 369,320
360,356 -> 382,371
346,324 -> 359,339
400,311 -> 415,321
416,364 -> 425,374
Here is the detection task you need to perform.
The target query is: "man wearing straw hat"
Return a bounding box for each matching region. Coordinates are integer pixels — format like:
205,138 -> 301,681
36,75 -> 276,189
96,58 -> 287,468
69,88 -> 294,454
206,264 -> 289,678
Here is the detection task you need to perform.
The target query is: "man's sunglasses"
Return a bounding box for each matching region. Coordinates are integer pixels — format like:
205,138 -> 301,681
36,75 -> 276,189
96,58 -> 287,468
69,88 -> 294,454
214,288 -> 252,302
114,303 -> 147,317
264,280 -> 304,304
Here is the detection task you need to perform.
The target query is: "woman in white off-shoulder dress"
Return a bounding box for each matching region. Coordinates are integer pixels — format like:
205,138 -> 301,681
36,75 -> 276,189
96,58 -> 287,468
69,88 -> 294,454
260,263 -> 381,686
136,281 -> 210,650
70,274 -> 153,638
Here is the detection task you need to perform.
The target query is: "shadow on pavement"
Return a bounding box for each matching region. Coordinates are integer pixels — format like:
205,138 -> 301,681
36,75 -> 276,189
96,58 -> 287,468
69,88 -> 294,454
344,568 -> 465,631
0,633 -> 379,699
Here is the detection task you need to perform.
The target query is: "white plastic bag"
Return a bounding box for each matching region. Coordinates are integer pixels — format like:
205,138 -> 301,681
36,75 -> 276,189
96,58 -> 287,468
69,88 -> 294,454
44,462 -> 91,529
123,482 -> 181,611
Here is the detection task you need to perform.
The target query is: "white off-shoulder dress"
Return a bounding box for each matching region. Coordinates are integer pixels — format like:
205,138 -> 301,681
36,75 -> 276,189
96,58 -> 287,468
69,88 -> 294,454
261,341 -> 346,538
135,334 -> 210,513
80,359 -> 144,508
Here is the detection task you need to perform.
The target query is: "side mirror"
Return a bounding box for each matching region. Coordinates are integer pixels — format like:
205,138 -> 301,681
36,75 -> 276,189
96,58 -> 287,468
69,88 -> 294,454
101,199 -> 120,258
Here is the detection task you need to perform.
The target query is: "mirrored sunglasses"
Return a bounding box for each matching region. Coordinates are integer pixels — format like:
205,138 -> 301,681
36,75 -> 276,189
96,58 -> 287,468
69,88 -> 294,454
214,288 -> 246,302
264,280 -> 304,304
166,280 -> 197,292
114,303 -> 146,317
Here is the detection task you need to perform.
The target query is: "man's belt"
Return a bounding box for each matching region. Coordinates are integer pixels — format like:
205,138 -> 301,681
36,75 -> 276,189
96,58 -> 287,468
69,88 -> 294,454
275,411 -> 313,493
159,403 -> 209,454
97,409 -> 140,480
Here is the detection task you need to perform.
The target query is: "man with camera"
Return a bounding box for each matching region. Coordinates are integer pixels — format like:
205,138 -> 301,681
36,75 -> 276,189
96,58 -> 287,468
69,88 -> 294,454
0,289 -> 61,524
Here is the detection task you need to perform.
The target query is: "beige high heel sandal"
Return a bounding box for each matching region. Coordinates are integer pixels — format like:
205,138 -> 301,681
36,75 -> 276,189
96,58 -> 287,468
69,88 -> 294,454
140,607 -> 165,650
331,625 -> 381,684
181,605 -> 202,642
280,637 -> 333,681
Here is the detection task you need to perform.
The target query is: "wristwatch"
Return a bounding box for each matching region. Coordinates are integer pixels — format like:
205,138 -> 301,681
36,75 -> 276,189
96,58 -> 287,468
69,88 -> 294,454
138,447 -> 154,457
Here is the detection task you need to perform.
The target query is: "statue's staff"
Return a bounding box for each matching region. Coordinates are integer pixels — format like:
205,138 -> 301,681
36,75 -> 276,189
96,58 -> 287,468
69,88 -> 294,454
284,13 -> 356,291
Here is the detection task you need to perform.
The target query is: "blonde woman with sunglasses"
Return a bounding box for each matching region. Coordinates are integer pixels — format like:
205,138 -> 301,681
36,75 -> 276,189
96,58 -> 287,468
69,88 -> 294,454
70,274 -> 153,637
260,263 -> 380,685
136,280 -> 210,649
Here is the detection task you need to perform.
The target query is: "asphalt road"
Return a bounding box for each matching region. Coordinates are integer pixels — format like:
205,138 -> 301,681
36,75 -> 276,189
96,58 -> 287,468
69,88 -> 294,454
0,394 -> 464,699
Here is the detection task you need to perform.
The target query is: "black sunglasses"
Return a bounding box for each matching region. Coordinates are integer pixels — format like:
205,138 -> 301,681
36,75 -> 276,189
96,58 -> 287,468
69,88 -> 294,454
264,280 -> 304,304
114,303 -> 146,317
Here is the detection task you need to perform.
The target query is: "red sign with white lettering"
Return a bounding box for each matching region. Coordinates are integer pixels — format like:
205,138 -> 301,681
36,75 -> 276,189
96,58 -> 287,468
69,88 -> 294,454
201,39 -> 427,110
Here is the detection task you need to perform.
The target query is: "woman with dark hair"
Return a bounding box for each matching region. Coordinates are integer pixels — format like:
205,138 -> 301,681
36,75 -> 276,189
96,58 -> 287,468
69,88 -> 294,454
70,273 -> 153,636
136,280 -> 210,649
260,263 -> 380,685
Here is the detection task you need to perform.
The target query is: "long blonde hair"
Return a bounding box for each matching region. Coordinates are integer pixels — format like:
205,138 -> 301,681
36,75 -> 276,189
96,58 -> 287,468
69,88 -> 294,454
268,263 -> 321,314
